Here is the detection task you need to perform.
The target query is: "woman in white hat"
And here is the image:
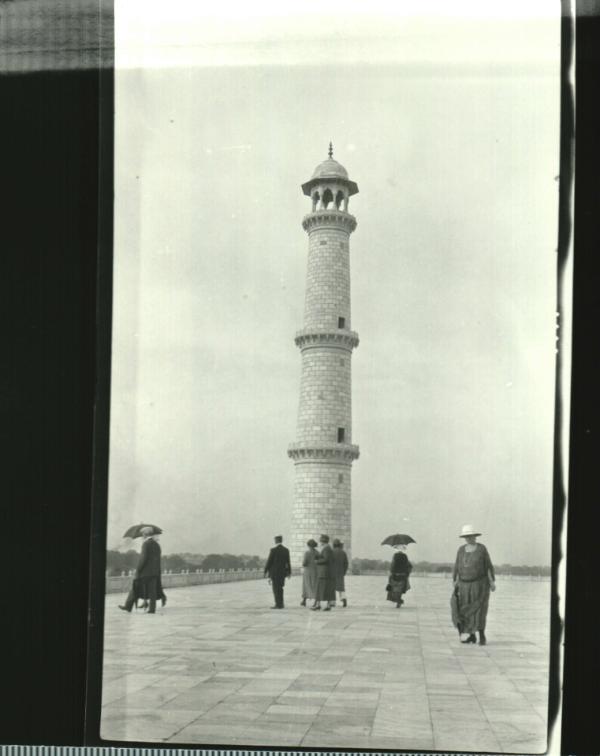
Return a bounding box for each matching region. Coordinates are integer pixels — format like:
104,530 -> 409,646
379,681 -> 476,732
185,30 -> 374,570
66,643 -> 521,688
452,525 -> 496,645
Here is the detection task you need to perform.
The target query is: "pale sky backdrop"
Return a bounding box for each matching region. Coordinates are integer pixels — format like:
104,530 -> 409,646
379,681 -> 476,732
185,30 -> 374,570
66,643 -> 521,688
107,1 -> 562,567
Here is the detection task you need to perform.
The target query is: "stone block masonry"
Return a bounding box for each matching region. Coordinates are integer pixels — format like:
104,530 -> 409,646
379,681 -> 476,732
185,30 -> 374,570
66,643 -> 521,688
288,151 -> 360,570
101,577 -> 550,751
304,225 -> 352,330
291,461 -> 352,566
296,347 -> 353,446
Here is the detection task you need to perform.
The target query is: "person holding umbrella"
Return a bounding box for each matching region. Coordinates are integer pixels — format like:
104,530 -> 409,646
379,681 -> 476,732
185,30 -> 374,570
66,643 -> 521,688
138,532 -> 167,610
301,539 -> 319,607
452,525 -> 495,645
382,533 -> 415,608
119,525 -> 163,614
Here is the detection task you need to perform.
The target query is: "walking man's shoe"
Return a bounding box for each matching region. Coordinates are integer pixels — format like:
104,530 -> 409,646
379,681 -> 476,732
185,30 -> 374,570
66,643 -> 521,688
479,631 -> 487,645
118,605 -> 131,612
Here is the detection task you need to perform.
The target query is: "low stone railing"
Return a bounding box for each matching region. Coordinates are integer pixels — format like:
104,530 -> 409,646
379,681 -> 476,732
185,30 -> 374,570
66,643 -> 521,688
106,567 -> 550,594
105,568 -> 264,594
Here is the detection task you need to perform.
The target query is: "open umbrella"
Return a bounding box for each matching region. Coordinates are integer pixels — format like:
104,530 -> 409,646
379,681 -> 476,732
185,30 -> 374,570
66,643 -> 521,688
381,533 -> 416,546
123,523 -> 163,539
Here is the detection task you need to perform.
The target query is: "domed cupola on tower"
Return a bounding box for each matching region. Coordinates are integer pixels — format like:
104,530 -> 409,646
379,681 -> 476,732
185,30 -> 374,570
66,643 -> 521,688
301,143 -> 359,212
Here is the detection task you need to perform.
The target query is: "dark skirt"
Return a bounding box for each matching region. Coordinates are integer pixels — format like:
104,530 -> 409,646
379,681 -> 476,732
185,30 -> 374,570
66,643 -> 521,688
315,576 -> 336,602
133,576 -> 166,604
386,574 -> 409,603
455,577 -> 490,632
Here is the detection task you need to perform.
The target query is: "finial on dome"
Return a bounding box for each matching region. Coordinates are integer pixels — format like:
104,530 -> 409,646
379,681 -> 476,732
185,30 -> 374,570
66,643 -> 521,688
328,142 -> 333,159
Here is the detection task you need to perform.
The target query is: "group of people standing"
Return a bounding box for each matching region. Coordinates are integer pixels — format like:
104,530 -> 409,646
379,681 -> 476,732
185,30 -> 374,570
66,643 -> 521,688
301,534 -> 349,610
250,525 -> 497,646
119,523 -> 496,647
263,534 -> 348,610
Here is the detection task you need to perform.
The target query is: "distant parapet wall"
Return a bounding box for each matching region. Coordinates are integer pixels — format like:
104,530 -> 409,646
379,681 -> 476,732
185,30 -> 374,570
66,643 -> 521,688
352,570 -> 551,581
105,568 -> 264,594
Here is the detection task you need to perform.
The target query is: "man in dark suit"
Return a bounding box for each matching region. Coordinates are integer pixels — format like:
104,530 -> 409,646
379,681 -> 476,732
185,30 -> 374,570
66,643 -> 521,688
119,527 -> 163,614
264,535 -> 291,609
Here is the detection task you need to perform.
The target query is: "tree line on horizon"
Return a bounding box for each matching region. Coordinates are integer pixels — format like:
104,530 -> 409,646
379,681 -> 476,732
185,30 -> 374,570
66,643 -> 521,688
105,550 -> 551,578
105,550 -> 264,576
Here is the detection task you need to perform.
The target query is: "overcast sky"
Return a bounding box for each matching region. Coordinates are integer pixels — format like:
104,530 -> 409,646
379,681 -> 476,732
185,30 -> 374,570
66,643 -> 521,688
107,1 -> 562,567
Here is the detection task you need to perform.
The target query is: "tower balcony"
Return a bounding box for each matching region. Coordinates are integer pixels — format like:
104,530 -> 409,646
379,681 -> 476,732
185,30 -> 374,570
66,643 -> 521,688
302,209 -> 357,234
287,442 -> 360,463
294,328 -> 359,352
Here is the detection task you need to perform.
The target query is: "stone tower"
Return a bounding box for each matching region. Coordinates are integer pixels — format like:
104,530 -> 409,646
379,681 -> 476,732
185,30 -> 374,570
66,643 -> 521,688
288,145 -> 360,569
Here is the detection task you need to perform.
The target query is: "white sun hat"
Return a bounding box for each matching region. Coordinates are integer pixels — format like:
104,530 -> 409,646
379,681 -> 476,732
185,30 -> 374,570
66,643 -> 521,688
459,524 -> 482,538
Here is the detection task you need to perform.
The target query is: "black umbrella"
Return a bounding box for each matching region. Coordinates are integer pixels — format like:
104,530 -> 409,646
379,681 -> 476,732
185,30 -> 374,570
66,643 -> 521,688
381,533 -> 416,546
123,523 -> 163,539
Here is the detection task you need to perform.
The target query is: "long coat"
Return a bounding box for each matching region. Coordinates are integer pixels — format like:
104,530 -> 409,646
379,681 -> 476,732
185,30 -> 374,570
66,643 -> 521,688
452,543 -> 495,633
386,551 -> 412,603
134,537 -> 162,602
314,544 -> 336,601
302,547 -> 318,599
137,537 -> 162,578
264,544 -> 291,585
331,547 -> 349,592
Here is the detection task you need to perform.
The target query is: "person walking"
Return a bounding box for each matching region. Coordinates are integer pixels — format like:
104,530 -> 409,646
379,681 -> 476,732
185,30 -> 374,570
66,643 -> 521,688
264,535 -> 291,609
301,539 -> 319,606
138,548 -> 167,610
119,526 -> 162,614
138,579 -> 167,610
452,524 -> 496,645
313,534 -> 335,611
332,539 -> 349,607
386,543 -> 412,608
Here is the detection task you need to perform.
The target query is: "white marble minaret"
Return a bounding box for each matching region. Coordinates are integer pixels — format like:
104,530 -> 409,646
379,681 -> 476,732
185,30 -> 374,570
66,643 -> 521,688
288,144 -> 360,569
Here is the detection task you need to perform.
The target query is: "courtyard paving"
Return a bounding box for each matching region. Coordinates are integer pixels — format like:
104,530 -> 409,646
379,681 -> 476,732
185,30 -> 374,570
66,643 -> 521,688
101,575 -> 551,753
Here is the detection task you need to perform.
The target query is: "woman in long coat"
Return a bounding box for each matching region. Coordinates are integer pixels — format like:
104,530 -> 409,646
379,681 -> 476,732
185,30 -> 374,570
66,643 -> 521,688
386,544 -> 412,607
332,539 -> 349,607
452,524 -> 496,645
313,534 -> 336,610
301,539 -> 319,606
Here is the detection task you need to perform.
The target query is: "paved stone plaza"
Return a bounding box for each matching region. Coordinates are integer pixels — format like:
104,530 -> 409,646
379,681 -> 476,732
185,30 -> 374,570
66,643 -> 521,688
101,575 -> 550,752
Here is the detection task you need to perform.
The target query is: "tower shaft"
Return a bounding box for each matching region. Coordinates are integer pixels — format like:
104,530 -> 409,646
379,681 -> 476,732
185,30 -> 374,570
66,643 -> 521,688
288,154 -> 360,569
